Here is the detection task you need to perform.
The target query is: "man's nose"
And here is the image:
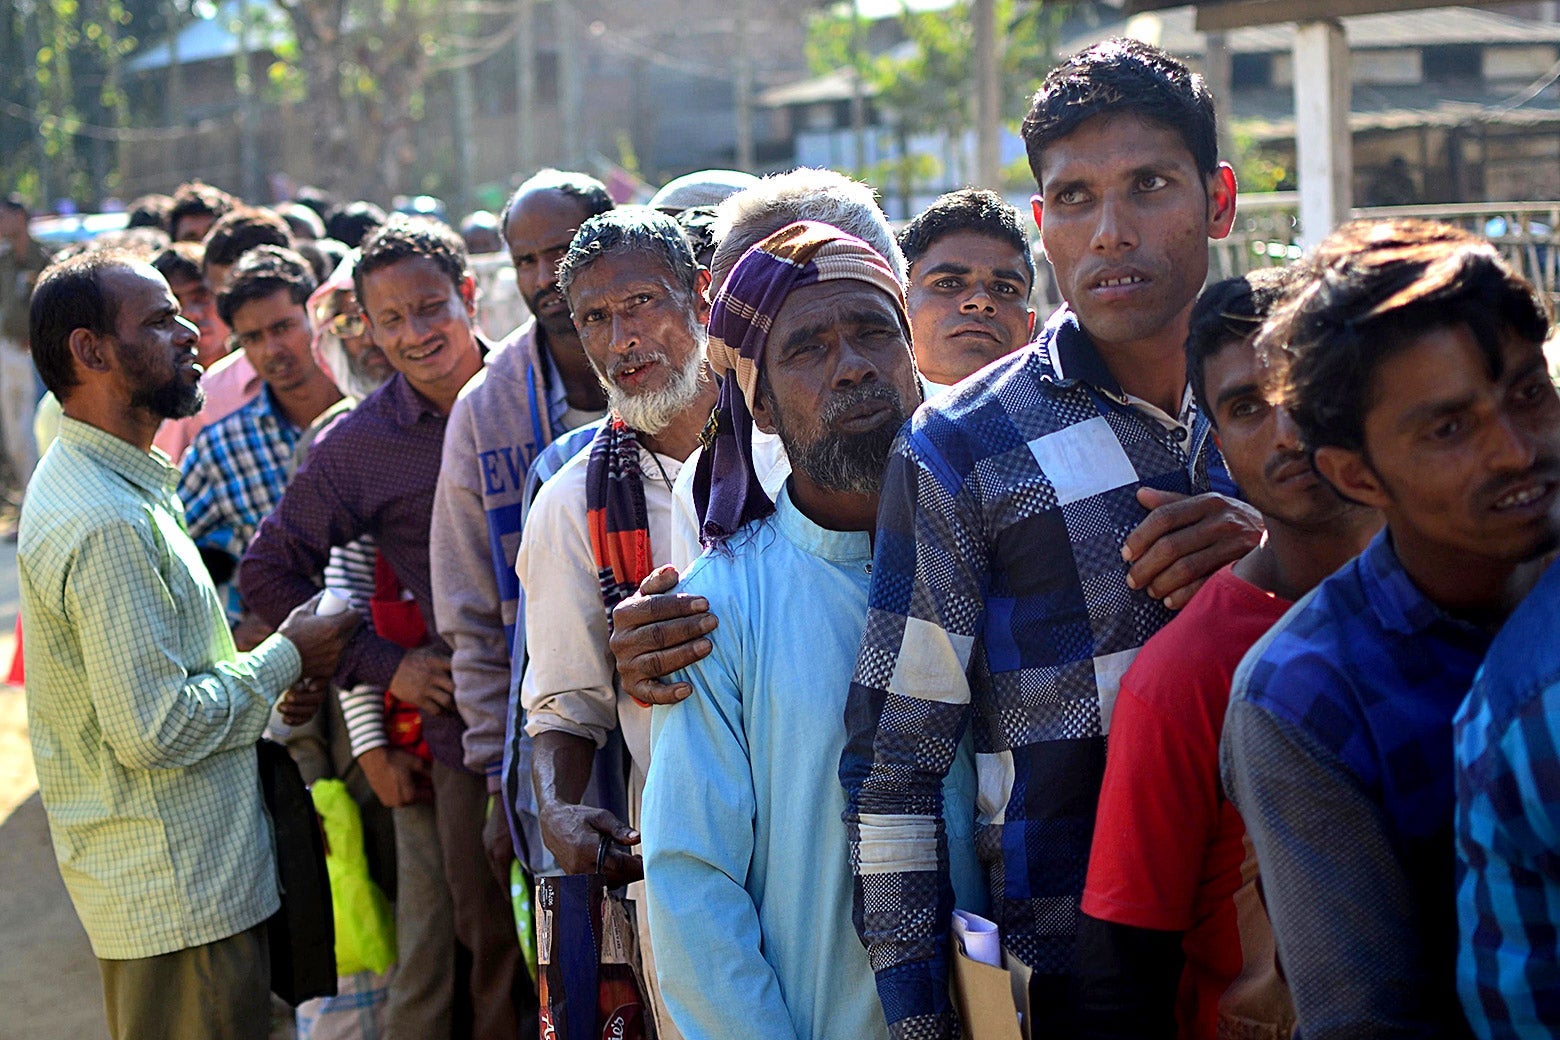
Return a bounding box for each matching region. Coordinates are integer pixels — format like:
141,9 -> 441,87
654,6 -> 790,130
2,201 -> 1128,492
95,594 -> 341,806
1090,195 -> 1138,255
174,316 -> 199,346
1273,405 -> 1303,454
835,335 -> 880,387
961,284 -> 997,315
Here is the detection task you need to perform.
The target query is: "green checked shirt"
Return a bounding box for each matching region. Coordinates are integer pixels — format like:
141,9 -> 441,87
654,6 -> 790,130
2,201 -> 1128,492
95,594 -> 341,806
19,417 -> 302,960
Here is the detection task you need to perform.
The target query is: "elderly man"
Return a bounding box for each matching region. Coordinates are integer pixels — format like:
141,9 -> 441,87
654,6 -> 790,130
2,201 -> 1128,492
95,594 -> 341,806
517,208 -> 718,1037
430,170 -> 611,881
20,250 -> 356,1039
640,221 -> 987,1040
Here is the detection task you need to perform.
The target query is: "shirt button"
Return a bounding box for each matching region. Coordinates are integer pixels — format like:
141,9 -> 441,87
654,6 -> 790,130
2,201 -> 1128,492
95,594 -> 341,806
1174,428 -> 1187,441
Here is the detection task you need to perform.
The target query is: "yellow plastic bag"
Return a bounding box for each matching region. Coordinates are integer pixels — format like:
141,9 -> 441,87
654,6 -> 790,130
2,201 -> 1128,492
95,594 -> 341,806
311,779 -> 397,975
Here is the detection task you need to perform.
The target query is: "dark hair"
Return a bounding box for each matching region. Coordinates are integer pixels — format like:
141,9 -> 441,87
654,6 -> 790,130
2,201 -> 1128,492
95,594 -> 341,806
1261,218 -> 1552,454
297,237 -> 349,283
898,188 -> 1035,288
126,193 -> 173,231
29,250 -> 137,400
151,241 -> 205,287
1186,265 -> 1304,422
87,226 -> 169,258
500,169 -> 614,241
168,180 -> 236,238
1022,38 -> 1217,190
675,205 -> 720,269
326,201 -> 388,249
216,245 -> 318,327
202,206 -> 293,272
276,201 -> 326,241
292,186 -> 338,222
353,213 -> 469,306
556,207 -> 699,303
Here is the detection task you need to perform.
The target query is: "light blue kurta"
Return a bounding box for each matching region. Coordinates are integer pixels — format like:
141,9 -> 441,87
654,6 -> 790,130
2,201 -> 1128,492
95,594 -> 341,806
643,486 -> 986,1040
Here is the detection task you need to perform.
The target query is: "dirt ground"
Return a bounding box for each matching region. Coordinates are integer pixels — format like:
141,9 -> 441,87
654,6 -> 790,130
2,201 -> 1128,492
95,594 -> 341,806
0,540 -> 110,1040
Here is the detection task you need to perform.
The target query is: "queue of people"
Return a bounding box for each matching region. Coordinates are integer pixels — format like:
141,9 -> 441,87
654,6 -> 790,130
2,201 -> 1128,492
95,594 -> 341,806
10,33 -> 1560,1040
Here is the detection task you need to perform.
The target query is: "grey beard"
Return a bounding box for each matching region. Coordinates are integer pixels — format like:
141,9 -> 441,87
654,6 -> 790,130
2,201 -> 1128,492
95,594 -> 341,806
606,349 -> 707,435
774,383 -> 906,495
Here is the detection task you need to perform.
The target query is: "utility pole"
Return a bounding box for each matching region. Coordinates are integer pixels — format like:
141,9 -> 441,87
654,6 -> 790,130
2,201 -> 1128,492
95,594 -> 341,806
734,0 -> 754,171
849,0 -> 866,177
973,0 -> 1001,189
514,0 -> 536,176
1204,31 -> 1234,166
236,0 -> 260,199
557,0 -> 583,169
166,0 -> 184,179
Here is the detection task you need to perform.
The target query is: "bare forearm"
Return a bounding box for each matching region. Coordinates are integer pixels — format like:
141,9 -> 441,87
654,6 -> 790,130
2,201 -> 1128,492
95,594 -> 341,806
530,728 -> 598,811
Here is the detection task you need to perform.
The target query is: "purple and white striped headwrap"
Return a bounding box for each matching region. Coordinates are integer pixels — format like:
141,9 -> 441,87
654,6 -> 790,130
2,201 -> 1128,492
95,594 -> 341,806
694,220 -> 908,547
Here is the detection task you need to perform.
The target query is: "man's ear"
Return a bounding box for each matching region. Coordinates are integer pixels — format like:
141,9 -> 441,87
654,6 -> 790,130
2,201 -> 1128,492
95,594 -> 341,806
1207,164 -> 1238,241
459,274 -> 478,318
749,375 -> 778,436
1026,309 -> 1037,339
1314,445 -> 1392,511
69,327 -> 113,376
1030,194 -> 1043,234
694,269 -> 712,325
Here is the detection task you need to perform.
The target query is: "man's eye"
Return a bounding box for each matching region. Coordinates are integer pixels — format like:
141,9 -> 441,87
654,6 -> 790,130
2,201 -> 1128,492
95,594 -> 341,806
634,292 -> 654,305
992,282 -> 1020,296
379,314 -> 401,329
1137,174 -> 1169,192
581,310 -> 604,324
1432,417 -> 1465,441
1055,189 -> 1087,205
1229,400 -> 1262,420
934,277 -> 963,290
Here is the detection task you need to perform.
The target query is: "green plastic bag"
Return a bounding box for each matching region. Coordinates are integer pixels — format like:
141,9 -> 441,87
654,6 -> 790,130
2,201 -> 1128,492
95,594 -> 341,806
512,859 -> 538,986
311,779 -> 397,975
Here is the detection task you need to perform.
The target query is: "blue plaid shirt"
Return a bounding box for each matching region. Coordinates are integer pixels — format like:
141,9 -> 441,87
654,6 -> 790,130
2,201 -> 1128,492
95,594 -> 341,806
1455,559 -> 1560,1039
841,308 -> 1227,1038
1225,529 -> 1489,1036
178,383 -> 300,563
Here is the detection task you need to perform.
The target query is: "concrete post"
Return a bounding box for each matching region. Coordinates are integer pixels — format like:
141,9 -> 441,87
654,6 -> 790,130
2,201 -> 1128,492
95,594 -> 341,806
1293,19 -> 1353,246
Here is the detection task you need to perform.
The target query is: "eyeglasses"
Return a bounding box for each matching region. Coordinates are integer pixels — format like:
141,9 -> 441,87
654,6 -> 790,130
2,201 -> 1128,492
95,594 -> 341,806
324,310 -> 368,339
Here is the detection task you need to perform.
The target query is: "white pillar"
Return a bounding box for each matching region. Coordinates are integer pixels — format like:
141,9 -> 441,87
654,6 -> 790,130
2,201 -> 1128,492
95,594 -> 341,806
1293,19 -> 1353,246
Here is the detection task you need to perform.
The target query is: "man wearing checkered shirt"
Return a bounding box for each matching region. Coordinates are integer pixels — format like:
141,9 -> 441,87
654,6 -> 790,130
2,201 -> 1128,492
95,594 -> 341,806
178,245 -> 341,632
839,40 -> 1259,1038
18,251 -> 357,1039
1222,221 -> 1560,1039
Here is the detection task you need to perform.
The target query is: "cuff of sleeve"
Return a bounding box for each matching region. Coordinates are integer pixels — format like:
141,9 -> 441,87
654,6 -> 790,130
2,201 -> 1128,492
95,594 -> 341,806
523,713 -> 608,748
253,633 -> 304,702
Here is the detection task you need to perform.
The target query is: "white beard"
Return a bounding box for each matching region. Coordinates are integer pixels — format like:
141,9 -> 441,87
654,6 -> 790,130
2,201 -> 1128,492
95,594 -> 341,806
606,347 -> 708,435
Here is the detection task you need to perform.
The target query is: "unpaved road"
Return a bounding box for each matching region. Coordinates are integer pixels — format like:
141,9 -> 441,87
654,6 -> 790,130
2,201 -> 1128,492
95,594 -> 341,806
0,540 -> 110,1040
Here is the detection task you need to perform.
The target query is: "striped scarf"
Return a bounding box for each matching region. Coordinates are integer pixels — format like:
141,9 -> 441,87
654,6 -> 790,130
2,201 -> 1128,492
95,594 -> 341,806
585,416 -> 652,626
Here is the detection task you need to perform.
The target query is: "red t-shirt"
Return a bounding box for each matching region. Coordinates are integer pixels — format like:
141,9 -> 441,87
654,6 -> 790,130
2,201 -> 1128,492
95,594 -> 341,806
1082,564 -> 1291,1040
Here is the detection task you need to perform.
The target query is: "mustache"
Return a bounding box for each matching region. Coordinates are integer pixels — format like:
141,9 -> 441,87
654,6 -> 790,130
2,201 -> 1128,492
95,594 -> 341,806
608,351 -> 668,381
819,382 -> 906,425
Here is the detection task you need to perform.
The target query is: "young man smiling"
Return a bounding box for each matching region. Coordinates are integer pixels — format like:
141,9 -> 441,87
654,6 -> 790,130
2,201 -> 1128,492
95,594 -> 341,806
1222,219 -> 1560,1039
840,40 -> 1258,1038
241,215 -> 525,1040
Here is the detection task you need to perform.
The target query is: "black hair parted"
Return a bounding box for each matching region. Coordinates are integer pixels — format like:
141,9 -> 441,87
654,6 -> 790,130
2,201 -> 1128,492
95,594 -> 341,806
898,188 -> 1035,289
353,213 -> 471,309
1022,37 -> 1218,189
216,245 -> 318,327
556,207 -> 699,303
168,180 -> 237,236
501,169 -> 615,241
29,250 -> 139,401
1259,218 -> 1552,455
1186,265 -> 1305,422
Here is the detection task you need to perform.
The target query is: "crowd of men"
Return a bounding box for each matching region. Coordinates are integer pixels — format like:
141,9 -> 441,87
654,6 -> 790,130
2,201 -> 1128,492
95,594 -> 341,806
10,32 -> 1560,1040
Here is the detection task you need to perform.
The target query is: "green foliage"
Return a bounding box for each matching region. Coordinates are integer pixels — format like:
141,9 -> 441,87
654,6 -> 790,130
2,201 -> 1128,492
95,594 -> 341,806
803,1 -> 1069,192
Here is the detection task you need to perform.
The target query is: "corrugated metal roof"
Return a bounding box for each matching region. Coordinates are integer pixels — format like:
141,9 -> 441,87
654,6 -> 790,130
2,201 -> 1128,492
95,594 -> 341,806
126,0 -> 289,74
1061,5 -> 1560,56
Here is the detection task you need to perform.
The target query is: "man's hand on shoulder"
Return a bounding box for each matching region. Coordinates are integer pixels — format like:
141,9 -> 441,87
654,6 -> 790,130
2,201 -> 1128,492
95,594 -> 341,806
609,565 -> 718,706
1123,489 -> 1264,610
387,645 -> 455,714
278,593 -> 361,679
